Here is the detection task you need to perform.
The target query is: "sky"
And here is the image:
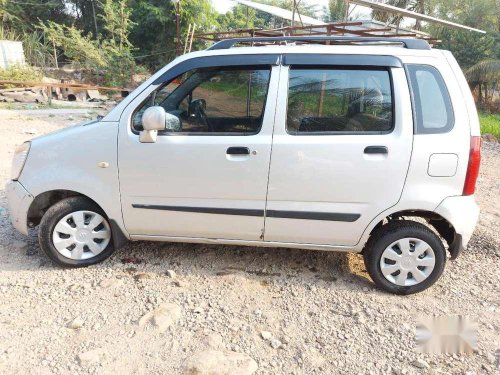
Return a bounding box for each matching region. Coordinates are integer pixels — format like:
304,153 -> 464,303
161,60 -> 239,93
211,0 -> 332,15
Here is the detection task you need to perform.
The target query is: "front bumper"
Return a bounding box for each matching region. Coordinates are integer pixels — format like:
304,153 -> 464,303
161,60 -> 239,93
5,180 -> 34,236
435,195 -> 480,251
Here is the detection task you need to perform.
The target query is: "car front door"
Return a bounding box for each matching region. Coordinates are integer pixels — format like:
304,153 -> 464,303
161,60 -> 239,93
118,55 -> 280,241
264,54 -> 413,247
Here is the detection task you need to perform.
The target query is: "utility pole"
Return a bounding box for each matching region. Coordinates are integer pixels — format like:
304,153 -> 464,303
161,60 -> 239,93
175,0 -> 181,56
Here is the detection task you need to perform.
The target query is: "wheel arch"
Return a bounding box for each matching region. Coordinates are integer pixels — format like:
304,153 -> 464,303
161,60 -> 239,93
363,209 -> 459,259
28,189 -> 101,226
27,189 -> 129,249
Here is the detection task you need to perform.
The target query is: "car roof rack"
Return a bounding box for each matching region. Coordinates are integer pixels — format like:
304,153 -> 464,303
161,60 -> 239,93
207,36 -> 431,51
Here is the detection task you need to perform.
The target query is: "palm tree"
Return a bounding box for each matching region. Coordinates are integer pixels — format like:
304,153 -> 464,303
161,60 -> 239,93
465,59 -> 500,109
372,0 -> 428,30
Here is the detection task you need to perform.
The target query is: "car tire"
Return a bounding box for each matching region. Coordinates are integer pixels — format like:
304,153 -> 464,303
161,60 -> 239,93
38,196 -> 114,268
363,220 -> 446,295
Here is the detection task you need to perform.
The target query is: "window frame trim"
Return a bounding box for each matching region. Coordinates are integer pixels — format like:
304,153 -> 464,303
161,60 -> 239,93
152,54 -> 280,85
405,63 -> 455,135
282,53 -> 403,68
131,63 -> 275,137
283,65 -> 396,136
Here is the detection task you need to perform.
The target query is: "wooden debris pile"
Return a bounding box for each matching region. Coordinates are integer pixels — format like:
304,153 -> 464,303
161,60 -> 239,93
0,77 -> 131,105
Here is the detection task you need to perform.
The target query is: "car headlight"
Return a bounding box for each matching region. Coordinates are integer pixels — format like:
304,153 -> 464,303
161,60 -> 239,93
11,142 -> 31,180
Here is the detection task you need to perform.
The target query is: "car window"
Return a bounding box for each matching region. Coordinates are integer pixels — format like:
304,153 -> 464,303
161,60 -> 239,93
407,64 -> 454,134
286,68 -> 393,134
132,66 -> 271,135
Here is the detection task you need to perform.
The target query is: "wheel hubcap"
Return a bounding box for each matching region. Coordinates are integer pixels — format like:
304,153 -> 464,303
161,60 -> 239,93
52,210 -> 111,260
379,238 -> 436,287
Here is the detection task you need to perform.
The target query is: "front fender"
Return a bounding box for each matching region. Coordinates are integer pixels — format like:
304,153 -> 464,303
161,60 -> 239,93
18,121 -> 127,236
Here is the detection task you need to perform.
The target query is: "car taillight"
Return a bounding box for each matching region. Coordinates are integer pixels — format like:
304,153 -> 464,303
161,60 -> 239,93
463,136 -> 481,196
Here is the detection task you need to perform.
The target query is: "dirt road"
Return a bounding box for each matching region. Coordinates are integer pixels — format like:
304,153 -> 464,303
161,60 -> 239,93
0,109 -> 498,374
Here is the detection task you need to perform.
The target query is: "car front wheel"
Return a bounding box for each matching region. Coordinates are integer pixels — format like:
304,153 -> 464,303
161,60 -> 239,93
38,197 -> 114,267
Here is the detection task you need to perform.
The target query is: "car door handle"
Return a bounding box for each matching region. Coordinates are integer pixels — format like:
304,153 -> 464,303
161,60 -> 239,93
364,146 -> 388,154
227,147 -> 250,155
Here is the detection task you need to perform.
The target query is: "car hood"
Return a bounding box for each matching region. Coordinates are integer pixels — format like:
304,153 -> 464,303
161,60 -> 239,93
30,118 -> 100,143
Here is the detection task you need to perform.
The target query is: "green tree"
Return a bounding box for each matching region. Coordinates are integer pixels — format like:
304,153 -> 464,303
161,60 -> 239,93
38,21 -> 106,69
326,0 -> 348,23
99,0 -> 136,87
128,0 -> 219,69
370,0 -> 499,68
0,0 -> 69,34
429,0 -> 499,68
465,59 -> 500,108
100,0 -> 134,51
372,0 -> 432,29
436,30 -> 496,68
217,3 -> 290,31
217,5 -> 262,31
38,0 -> 138,87
0,0 -> 98,67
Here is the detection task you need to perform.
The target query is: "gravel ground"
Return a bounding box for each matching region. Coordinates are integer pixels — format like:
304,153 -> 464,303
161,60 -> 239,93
0,109 -> 498,375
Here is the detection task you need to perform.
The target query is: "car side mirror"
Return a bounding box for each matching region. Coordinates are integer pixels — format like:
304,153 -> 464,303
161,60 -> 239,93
139,106 -> 180,143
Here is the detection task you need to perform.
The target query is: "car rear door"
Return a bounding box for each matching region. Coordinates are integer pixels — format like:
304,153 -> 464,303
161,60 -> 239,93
264,54 -> 413,246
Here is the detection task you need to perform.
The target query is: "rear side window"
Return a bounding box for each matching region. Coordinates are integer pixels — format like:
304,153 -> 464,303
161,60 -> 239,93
407,65 -> 454,134
286,68 -> 393,134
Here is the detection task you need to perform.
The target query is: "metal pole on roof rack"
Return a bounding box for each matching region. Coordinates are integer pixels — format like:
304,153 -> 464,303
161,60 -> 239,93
183,23 -> 191,54
188,23 -> 196,53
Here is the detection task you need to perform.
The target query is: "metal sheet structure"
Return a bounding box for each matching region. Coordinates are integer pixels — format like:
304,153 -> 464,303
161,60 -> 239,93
0,40 -> 26,69
348,0 -> 485,33
234,0 -> 326,26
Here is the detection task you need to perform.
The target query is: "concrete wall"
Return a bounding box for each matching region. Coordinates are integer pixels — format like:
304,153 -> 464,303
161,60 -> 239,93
0,40 -> 26,69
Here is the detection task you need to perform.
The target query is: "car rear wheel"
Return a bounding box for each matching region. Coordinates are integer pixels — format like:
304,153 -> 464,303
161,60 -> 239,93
363,221 -> 446,295
38,197 -> 114,267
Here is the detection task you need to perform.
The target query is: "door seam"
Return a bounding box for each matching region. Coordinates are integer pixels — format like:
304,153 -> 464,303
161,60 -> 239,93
262,60 -> 283,240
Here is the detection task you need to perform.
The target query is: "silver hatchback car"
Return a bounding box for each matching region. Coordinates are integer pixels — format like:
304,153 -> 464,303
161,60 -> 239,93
7,36 -> 481,294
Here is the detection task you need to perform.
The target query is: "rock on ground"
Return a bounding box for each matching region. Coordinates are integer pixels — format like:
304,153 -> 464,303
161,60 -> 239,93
138,303 -> 181,332
99,277 -> 123,289
66,316 -> 84,329
185,350 -> 258,375
260,331 -> 272,340
77,348 -> 105,366
411,358 -> 430,369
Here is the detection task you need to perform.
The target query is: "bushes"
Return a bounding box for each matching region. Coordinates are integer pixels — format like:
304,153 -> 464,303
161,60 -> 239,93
37,0 -> 140,88
0,65 -> 42,84
479,112 -> 500,139
101,49 -> 136,88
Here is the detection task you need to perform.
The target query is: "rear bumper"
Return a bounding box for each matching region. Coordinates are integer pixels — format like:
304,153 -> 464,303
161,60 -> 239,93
5,180 -> 34,236
435,195 -> 479,251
